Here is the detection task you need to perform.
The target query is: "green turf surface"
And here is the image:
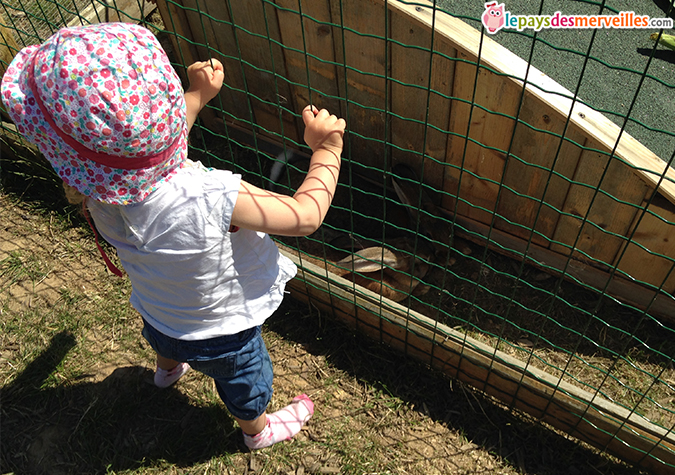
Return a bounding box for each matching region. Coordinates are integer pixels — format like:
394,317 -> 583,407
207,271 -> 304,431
435,0 -> 675,164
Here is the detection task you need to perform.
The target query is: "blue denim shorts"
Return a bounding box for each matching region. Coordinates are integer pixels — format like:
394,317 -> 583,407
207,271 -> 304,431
141,320 -> 273,421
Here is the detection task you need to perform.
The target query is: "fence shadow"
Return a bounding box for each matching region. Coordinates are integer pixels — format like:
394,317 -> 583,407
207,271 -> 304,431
266,301 -> 645,475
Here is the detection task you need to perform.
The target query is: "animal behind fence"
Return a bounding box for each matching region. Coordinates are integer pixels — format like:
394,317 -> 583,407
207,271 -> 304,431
1,0 -> 674,473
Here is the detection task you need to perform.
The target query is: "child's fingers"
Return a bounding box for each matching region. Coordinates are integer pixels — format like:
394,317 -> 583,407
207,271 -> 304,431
186,62 -> 198,74
315,108 -> 331,120
302,105 -> 319,124
323,113 -> 344,130
189,60 -> 223,76
211,58 -> 224,72
212,67 -> 225,85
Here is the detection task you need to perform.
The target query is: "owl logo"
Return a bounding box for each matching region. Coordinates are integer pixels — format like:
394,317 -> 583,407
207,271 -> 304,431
482,2 -> 506,34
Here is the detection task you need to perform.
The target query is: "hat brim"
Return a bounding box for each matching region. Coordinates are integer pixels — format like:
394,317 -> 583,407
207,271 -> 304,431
1,39 -> 187,205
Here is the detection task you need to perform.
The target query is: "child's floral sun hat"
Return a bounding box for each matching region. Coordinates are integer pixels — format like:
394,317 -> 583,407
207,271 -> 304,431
1,23 -> 187,205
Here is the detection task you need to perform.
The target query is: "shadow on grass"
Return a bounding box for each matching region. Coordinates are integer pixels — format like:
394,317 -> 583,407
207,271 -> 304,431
267,298 -> 647,475
1,331 -> 239,475
0,303 -> 650,475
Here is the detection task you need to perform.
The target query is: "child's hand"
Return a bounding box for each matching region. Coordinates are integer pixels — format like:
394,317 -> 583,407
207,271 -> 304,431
302,105 -> 346,156
186,59 -> 224,105
232,106 -> 346,236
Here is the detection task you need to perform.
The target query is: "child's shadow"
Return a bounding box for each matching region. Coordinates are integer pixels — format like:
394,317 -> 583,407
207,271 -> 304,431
1,332 -> 239,475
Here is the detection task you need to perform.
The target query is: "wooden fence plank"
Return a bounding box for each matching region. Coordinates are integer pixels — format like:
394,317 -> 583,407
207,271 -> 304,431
614,194 -> 675,295
222,1 -> 298,143
156,0 -> 227,134
389,6 -> 455,196
442,52 -> 520,225
0,12 -> 19,123
194,0 -> 248,126
66,0 -> 154,26
155,0 -> 198,66
551,142 -> 649,266
275,0 -> 341,138
328,0 -> 387,173
494,89 -> 585,247
281,247 -> 675,475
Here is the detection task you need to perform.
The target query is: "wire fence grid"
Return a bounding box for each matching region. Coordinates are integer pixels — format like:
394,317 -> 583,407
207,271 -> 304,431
1,0 -> 674,473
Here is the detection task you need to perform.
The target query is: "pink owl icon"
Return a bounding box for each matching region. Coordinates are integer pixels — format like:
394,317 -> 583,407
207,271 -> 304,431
482,2 -> 505,34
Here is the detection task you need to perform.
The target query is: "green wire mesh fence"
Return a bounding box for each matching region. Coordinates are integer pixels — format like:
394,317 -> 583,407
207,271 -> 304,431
1,0 -> 675,473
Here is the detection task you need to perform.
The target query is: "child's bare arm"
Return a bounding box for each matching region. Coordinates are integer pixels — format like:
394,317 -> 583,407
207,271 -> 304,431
231,105 -> 346,236
184,59 -> 224,132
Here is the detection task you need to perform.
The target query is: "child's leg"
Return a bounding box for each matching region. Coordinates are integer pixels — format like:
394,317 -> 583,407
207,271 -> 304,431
139,320 -> 190,388
156,353 -> 181,370
235,412 -> 268,436
239,394 -> 314,450
154,352 -> 190,388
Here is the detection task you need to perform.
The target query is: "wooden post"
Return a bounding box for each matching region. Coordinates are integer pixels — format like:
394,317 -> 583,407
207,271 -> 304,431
66,0 -> 155,27
0,12 -> 20,123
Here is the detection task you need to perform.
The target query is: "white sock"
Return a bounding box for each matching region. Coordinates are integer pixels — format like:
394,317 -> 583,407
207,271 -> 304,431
154,362 -> 190,388
243,394 -> 314,449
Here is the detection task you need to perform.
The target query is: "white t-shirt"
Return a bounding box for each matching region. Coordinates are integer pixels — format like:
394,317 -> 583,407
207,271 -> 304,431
87,163 -> 297,340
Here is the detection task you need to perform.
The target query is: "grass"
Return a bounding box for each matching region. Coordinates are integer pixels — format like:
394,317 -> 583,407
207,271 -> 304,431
2,147 -> 666,474
0,250 -> 48,293
0,186 -> 651,474
1,16 -> 667,468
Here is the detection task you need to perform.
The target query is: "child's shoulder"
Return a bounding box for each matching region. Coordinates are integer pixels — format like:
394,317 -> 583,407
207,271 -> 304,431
181,158 -> 212,173
159,160 -> 241,197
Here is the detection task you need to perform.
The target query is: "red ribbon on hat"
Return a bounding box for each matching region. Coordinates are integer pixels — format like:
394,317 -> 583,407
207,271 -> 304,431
27,52 -> 180,170
82,199 -> 124,277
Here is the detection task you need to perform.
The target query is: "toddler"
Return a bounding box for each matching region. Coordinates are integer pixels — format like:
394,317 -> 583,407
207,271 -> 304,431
1,23 -> 345,450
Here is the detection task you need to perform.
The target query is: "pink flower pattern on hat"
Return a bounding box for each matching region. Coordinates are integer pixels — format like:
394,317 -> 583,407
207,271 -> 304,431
1,23 -> 187,205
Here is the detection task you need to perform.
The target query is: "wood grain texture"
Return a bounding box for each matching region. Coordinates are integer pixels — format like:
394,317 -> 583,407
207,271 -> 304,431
281,245 -> 675,475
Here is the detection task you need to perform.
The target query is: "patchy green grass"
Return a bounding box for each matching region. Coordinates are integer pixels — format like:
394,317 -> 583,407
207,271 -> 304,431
0,189 -> 652,475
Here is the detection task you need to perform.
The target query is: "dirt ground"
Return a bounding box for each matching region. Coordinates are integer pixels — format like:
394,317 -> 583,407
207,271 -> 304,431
0,175 -> 649,474
0,4 -> 669,473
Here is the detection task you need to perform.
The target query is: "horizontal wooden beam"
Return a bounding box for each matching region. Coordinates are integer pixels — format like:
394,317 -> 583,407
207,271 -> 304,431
279,246 -> 675,475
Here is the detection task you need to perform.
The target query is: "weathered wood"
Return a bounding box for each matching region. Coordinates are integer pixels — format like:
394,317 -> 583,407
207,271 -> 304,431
389,7 -> 455,196
393,0 -> 670,295
154,0 -> 213,134
443,52 -> 520,225
0,12 -> 19,73
280,247 -> 675,475
614,194 -> 675,295
155,0 -> 197,62
495,89 -> 585,247
225,1 -> 298,143
448,209 -> 675,321
184,1 -> 251,132
0,12 -> 20,123
551,142 -> 649,266
392,0 -> 675,205
276,0 -> 341,134
66,0 -> 155,26
328,0 -> 387,169
154,1 -> 199,81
